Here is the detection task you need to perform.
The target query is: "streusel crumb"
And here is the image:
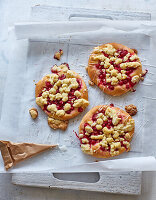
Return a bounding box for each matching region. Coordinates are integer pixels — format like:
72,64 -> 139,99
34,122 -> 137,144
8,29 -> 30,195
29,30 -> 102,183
29,108 -> 38,119
125,104 -> 137,116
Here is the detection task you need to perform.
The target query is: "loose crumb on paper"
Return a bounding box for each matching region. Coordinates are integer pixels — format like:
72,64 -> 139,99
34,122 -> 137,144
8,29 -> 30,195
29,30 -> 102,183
29,108 -> 38,119
125,104 -> 137,116
54,49 -> 63,60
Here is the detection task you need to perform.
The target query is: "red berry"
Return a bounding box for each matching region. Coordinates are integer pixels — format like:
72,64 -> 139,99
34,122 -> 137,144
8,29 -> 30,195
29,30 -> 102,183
99,74 -> 104,79
126,68 -> 133,75
70,91 -> 75,96
92,114 -> 97,121
66,110 -> 71,114
59,74 -> 66,80
78,107 -> 83,112
93,131 -> 99,135
76,79 -> 82,90
102,52 -> 109,57
126,59 -> 130,62
132,88 -> 136,92
119,80 -> 124,86
126,84 -> 130,89
57,105 -> 62,110
91,140 -> 96,145
110,61 -> 114,65
93,126 -> 97,131
103,80 -> 107,85
59,100 -> 64,106
108,119 -> 112,124
100,146 -> 106,151
99,131 -> 103,135
39,92 -> 42,97
102,123 -> 106,127
119,50 -> 128,58
123,79 -> 128,84
107,122 -> 111,126
43,104 -> 48,111
84,123 -> 88,127
126,76 -> 131,81
109,85 -> 114,90
51,69 -> 57,73
46,81 -> 51,87
56,88 -> 59,93
70,106 -> 74,110
104,121 -> 108,125
95,63 -> 100,68
106,125 -> 111,129
114,64 -> 120,68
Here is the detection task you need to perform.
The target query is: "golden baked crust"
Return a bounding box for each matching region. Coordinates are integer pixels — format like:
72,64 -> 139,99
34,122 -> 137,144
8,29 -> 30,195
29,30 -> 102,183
35,64 -> 89,121
79,105 -> 134,158
48,117 -> 68,130
88,43 -> 143,96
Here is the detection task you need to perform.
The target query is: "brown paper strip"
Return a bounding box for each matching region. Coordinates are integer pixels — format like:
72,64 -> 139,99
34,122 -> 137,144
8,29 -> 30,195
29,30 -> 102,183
0,141 -> 57,170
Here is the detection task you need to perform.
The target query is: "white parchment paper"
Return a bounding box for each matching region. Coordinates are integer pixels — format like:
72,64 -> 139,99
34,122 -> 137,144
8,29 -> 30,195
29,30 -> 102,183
0,21 -> 156,172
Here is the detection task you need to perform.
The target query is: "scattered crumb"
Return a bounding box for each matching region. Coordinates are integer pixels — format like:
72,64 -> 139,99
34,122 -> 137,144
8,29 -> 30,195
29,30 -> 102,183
85,66 -> 88,72
88,80 -> 95,86
95,160 -> 99,162
141,69 -> 148,81
48,117 -> 68,130
29,108 -> 38,119
132,48 -> 138,54
54,49 -> 63,60
125,104 -> 137,116
54,52 -> 61,60
33,80 -> 35,82
59,145 -> 67,152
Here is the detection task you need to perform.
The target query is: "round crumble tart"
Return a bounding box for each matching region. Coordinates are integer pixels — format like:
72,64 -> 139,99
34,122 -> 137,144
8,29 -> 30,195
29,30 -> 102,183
79,105 -> 135,158
87,43 -> 144,96
36,63 -> 89,121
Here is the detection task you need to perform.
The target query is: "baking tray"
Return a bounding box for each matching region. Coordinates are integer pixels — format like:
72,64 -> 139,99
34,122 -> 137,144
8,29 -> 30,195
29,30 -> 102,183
0,21 -> 156,172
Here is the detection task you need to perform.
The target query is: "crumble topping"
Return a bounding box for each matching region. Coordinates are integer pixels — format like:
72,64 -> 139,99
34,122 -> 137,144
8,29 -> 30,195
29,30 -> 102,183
80,106 -> 134,157
36,64 -> 89,117
89,44 -> 143,91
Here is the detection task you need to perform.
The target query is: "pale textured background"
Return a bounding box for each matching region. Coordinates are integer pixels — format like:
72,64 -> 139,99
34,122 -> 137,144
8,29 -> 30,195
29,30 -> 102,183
1,172 -> 156,200
1,0 -> 156,199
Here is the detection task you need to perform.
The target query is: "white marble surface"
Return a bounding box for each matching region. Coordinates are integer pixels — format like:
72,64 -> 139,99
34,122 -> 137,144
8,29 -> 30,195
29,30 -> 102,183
1,0 -> 156,199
